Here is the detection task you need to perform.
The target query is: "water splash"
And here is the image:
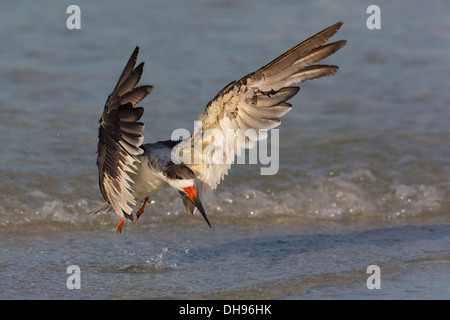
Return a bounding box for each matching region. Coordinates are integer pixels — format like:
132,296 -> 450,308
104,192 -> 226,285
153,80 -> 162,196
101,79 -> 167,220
113,239 -> 190,272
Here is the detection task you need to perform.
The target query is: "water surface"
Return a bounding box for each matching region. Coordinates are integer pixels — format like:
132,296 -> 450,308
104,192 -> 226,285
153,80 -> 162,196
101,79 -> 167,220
0,0 -> 449,299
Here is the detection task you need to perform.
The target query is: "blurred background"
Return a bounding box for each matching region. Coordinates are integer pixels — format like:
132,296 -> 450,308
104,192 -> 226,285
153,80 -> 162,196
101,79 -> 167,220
0,0 -> 448,299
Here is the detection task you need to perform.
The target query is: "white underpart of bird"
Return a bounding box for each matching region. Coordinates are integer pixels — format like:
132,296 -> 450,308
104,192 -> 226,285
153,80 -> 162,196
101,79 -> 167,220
90,22 -> 347,232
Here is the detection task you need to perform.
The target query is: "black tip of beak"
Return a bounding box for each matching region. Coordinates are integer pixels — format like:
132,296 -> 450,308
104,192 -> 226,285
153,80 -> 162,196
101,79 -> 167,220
193,196 -> 212,228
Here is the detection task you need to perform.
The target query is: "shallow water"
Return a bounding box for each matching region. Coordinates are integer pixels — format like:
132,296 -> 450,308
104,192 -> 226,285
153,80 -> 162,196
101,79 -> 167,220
0,0 -> 449,299
1,218 -> 449,299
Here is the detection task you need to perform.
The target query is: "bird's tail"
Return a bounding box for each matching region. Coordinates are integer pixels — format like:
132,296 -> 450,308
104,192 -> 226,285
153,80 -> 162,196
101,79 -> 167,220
89,201 -> 134,222
89,202 -> 114,215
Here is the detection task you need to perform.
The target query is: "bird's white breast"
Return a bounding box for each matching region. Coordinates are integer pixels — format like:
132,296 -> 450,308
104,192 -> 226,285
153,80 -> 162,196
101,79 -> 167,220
132,155 -> 165,201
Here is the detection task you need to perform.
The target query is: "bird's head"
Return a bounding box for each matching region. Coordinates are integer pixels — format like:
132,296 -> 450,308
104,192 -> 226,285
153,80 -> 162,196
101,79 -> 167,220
164,164 -> 211,228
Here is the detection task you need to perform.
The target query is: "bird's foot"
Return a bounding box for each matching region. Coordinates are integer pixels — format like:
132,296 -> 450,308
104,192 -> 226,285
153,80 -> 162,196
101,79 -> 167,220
116,218 -> 124,233
136,196 -> 149,220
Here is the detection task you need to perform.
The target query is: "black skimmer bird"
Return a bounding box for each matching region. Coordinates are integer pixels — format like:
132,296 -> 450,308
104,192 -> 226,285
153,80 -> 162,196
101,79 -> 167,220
91,22 -> 346,233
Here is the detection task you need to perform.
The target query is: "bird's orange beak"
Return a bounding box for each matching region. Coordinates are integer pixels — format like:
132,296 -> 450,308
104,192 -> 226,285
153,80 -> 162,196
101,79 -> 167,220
183,186 -> 211,228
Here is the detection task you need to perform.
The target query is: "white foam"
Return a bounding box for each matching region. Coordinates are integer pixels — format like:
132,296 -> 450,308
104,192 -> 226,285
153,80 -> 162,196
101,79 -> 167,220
0,168 -> 445,232
207,168 -> 445,221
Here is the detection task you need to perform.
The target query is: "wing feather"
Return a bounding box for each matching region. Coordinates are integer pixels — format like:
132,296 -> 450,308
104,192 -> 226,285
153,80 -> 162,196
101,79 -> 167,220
173,22 -> 346,200
245,103 -> 292,119
94,46 -> 152,220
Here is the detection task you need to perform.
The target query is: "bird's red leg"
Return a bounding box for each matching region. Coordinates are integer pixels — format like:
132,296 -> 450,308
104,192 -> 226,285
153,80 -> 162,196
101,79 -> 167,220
136,196 -> 149,220
116,218 -> 124,233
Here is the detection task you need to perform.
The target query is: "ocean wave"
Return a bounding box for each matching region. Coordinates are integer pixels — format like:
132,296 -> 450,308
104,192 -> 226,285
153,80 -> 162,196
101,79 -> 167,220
0,168 -> 445,232
206,168 -> 444,221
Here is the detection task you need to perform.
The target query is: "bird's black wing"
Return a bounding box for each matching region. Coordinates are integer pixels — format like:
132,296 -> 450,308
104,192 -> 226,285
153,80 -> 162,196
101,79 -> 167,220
94,46 -> 152,220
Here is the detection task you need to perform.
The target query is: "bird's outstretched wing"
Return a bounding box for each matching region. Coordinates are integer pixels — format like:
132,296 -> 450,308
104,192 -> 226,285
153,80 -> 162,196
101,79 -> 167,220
93,46 -> 153,220
174,22 -> 346,201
